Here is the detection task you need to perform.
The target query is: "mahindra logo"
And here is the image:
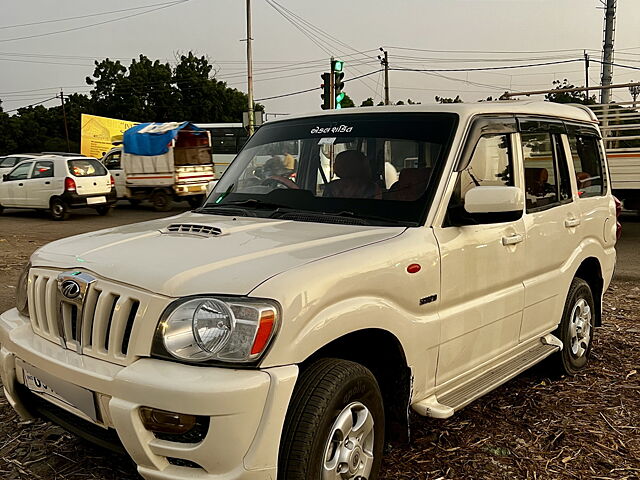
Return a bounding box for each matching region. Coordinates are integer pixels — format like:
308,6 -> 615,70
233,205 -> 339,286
60,280 -> 81,299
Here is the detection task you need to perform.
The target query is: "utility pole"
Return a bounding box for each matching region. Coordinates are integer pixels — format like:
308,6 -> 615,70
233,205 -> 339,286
59,89 -> 70,152
378,48 -> 390,105
600,0 -> 616,104
245,0 -> 255,135
630,82 -> 640,109
330,57 -> 335,109
584,50 -> 590,97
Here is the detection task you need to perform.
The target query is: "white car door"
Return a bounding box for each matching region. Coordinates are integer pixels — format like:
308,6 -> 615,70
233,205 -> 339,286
0,161 -> 34,207
518,121 -> 582,341
103,150 -> 125,198
433,120 -> 526,387
24,159 -> 58,208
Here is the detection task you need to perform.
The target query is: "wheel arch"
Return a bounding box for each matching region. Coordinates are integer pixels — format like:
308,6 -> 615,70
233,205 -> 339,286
301,328 -> 412,443
574,256 -> 604,326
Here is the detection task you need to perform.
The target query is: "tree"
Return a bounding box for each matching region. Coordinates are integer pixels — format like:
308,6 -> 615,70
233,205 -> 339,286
435,95 -> 462,104
360,97 -> 374,107
545,79 -> 596,105
340,93 -> 355,108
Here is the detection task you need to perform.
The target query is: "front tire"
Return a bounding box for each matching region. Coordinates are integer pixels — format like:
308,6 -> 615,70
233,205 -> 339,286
279,358 -> 384,480
551,277 -> 595,376
50,198 -> 70,221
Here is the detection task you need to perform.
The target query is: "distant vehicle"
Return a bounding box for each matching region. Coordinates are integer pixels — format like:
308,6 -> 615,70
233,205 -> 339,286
0,154 -> 41,177
590,103 -> 640,212
102,122 -> 215,211
0,155 -> 116,220
195,123 -> 248,179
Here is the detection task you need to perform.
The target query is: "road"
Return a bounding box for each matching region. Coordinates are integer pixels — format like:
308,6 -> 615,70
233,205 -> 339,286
614,211 -> 640,280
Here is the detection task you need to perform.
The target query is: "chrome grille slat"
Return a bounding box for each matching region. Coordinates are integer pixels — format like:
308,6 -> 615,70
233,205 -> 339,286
161,223 -> 223,237
44,277 -> 59,337
28,267 -> 164,366
34,276 -> 48,333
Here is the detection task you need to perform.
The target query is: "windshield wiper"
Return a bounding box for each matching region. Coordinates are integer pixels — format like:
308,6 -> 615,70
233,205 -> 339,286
332,211 -> 418,226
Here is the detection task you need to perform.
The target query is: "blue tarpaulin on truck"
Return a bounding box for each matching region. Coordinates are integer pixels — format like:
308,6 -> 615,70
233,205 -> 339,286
122,122 -> 204,156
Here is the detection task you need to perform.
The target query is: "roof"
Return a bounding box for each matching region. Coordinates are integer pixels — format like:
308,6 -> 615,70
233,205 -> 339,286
266,101 -> 597,125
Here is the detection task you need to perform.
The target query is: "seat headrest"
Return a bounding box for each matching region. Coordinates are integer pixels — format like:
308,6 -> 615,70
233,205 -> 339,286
334,150 -> 370,180
525,167 -> 548,183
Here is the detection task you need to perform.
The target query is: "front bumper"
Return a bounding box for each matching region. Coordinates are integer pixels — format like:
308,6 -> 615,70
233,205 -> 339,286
0,308 -> 297,480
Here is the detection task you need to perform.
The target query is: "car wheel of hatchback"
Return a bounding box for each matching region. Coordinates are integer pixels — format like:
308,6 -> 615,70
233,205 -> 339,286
95,205 -> 111,216
50,198 -> 70,221
279,358 -> 384,480
551,277 -> 595,376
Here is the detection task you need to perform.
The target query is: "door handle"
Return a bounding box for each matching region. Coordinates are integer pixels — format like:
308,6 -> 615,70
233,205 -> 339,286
45,181 -> 51,185
502,234 -> 524,246
18,183 -> 23,187
564,217 -> 581,228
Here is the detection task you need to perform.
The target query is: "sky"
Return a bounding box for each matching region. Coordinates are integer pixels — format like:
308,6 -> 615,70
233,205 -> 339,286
1,0 -> 639,119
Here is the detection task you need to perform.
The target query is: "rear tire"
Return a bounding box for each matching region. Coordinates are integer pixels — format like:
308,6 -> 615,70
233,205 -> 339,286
50,198 -> 70,221
278,358 -> 385,480
95,205 -> 111,216
151,190 -> 172,212
0,204 -> 4,215
549,277 -> 595,376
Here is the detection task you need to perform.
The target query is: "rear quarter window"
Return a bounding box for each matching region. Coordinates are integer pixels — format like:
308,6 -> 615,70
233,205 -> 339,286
68,159 -> 107,177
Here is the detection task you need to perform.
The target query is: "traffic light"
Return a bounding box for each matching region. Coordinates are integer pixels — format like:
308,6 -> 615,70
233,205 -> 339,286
334,71 -> 345,109
320,72 -> 331,110
332,59 -> 344,73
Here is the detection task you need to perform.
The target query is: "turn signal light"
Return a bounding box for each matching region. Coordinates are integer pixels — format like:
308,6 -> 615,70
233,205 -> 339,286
64,177 -> 76,192
139,407 -> 197,435
251,310 -> 276,355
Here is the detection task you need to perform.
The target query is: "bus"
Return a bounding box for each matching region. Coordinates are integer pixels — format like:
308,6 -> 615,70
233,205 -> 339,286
194,123 -> 248,179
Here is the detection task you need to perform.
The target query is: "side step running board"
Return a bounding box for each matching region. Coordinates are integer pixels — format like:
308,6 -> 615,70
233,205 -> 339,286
412,338 -> 561,418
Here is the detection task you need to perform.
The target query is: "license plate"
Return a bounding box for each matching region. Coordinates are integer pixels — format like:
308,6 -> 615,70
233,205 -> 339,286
18,359 -> 98,423
188,185 -> 206,192
86,196 -> 106,205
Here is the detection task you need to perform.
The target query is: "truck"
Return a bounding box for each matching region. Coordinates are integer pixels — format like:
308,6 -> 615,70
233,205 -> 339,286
103,122 -> 214,211
588,103 -> 640,212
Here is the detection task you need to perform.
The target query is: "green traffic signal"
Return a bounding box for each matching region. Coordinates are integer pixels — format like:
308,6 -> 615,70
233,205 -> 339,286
336,92 -> 345,103
333,60 -> 344,72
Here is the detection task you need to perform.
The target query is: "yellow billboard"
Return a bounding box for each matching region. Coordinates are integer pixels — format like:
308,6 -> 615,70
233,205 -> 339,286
80,114 -> 138,158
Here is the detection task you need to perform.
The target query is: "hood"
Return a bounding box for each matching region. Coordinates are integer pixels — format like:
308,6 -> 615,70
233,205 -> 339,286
32,212 -> 405,297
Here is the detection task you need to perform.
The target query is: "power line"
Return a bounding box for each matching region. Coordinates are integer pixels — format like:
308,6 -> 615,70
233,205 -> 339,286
2,96 -> 58,113
390,58 -> 583,73
0,1 -> 184,30
0,0 -> 190,43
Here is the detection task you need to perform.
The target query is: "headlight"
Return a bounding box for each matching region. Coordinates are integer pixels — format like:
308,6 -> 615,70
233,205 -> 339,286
153,296 -> 280,364
16,262 -> 31,317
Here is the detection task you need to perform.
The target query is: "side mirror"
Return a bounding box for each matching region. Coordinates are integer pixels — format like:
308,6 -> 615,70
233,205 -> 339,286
464,186 -> 524,214
2,174 -> 7,182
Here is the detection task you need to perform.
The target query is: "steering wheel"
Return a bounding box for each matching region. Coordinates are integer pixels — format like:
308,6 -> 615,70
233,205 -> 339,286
261,175 -> 299,189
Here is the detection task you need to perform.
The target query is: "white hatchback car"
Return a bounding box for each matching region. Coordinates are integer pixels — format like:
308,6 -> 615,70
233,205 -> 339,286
0,155 -> 116,220
0,102 -> 617,480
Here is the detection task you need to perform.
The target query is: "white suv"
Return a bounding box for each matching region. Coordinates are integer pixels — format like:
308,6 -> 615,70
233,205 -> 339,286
0,155 -> 116,220
0,102 -> 616,480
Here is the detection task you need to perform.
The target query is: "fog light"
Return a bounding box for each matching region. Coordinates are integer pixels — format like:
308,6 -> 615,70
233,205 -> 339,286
139,407 -> 197,435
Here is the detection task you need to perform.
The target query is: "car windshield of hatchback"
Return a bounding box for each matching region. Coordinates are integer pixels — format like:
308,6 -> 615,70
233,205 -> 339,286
202,113 -> 458,226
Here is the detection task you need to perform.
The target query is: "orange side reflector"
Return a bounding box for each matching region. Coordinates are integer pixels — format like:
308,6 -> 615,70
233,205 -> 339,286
251,311 -> 275,355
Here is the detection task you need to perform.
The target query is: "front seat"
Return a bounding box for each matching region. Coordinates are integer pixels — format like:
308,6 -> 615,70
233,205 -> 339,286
323,150 -> 381,199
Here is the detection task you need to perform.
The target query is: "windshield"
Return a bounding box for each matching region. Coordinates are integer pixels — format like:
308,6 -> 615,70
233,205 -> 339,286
68,158 -> 108,177
205,113 -> 458,226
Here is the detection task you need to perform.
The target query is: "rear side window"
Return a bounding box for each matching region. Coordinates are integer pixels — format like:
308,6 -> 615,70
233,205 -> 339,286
568,135 -> 605,197
521,132 -> 571,211
104,151 -> 121,169
68,159 -> 107,177
32,160 -> 54,178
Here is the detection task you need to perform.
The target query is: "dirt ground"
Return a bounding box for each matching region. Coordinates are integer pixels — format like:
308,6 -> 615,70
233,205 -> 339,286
0,205 -> 638,480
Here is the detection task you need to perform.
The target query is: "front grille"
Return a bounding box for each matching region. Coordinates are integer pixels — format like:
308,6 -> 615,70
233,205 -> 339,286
27,268 -> 155,366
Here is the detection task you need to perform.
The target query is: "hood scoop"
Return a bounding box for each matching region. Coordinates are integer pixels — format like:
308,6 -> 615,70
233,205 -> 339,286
160,223 -> 224,238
